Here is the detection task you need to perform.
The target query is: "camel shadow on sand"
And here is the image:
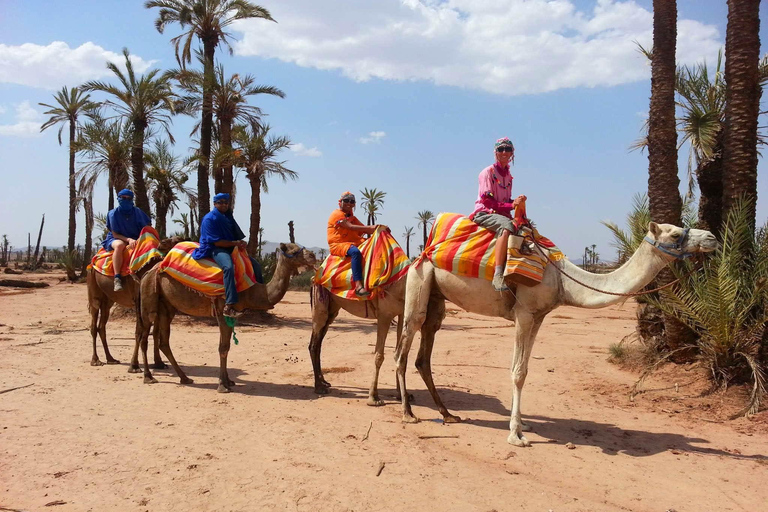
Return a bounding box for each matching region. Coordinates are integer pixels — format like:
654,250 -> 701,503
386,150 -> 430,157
467,414 -> 768,460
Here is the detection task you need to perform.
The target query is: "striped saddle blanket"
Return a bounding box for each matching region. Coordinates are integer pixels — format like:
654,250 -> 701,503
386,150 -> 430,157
419,213 -> 564,284
157,242 -> 257,297
314,227 -> 410,300
89,226 -> 164,277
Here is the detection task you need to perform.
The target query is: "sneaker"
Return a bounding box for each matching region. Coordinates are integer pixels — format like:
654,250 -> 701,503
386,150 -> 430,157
492,274 -> 510,292
113,278 -> 124,292
354,286 -> 371,297
223,305 -> 243,318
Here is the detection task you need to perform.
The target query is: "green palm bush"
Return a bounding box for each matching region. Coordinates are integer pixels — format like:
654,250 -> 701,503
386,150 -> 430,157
652,198 -> 767,415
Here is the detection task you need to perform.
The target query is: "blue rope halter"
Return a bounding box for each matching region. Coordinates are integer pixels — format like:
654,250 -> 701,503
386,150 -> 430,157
643,228 -> 692,259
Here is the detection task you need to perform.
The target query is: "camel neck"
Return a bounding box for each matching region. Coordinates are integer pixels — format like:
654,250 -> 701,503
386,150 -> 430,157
559,241 -> 670,308
266,251 -> 293,306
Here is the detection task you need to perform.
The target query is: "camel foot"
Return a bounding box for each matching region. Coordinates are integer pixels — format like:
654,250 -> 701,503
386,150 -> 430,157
521,421 -> 532,432
143,376 -> 158,384
319,377 -> 331,388
152,361 -> 167,370
179,376 -> 193,385
367,397 -> 385,407
507,433 -> 531,447
443,414 -> 462,424
106,358 -> 120,365
314,383 -> 331,395
402,413 -> 420,424
227,379 -> 236,387
217,384 -> 231,393
394,392 -> 414,402
90,359 -> 104,367
127,366 -> 142,374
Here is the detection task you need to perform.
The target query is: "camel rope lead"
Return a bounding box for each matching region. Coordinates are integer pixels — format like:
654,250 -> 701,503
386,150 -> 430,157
528,236 -> 701,298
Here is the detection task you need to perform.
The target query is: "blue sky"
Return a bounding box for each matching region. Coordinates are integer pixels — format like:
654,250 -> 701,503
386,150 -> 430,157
0,0 -> 766,261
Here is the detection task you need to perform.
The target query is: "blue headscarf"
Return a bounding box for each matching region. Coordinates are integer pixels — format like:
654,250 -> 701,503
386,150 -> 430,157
213,193 -> 230,203
117,189 -> 135,214
101,198 -> 151,251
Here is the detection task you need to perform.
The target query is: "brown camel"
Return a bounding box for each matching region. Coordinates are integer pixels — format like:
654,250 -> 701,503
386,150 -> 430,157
86,236 -> 182,367
309,277 -> 407,405
137,243 -> 316,392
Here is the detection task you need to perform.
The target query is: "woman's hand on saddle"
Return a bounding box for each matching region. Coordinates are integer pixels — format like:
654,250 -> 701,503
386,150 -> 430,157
512,195 -> 527,208
127,238 -> 137,249
236,240 -> 248,250
377,224 -> 390,233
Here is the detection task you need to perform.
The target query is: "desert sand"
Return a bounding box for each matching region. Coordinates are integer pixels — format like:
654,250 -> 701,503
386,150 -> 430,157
1,272 -> 766,512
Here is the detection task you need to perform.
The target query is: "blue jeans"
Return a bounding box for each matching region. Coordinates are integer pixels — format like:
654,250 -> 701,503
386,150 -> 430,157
213,249 -> 238,305
347,246 -> 363,283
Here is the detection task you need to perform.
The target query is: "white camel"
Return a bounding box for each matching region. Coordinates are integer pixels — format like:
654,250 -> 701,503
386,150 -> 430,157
394,222 -> 717,446
309,278 -> 407,405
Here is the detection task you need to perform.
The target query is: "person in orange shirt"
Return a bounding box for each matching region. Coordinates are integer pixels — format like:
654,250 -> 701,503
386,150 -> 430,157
327,191 -> 388,297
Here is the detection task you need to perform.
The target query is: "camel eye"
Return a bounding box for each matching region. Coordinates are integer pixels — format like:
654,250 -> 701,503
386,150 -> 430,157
671,233 -> 681,239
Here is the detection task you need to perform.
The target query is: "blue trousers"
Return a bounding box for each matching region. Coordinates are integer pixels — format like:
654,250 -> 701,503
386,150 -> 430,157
347,246 -> 363,283
212,249 -> 265,306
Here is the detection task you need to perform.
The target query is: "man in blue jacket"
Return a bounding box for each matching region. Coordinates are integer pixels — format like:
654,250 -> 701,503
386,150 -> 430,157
103,189 -> 151,292
193,193 -> 263,318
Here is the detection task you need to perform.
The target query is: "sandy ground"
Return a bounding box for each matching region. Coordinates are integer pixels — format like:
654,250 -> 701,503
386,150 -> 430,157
1,272 -> 767,512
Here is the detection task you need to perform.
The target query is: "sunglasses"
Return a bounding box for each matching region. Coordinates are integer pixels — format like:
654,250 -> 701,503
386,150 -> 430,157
118,195 -> 133,200
496,147 -> 514,153
215,201 -> 229,205
342,199 -> 355,204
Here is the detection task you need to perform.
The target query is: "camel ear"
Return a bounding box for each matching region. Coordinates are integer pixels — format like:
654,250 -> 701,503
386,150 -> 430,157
279,243 -> 287,253
648,222 -> 661,239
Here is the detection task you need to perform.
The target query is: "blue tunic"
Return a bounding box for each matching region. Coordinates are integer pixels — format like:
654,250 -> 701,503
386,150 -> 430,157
193,209 -> 246,259
101,207 -> 151,251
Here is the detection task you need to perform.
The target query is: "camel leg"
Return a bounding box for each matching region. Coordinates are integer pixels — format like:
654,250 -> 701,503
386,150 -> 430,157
367,315 -> 393,406
98,302 -> 119,364
395,266 -> 433,423
156,305 -> 191,385
151,321 -> 166,369
414,297 -> 457,422
393,314 -> 409,401
89,301 -> 103,366
507,310 -> 542,447
216,315 -> 234,393
308,298 -> 339,394
129,310 -> 143,373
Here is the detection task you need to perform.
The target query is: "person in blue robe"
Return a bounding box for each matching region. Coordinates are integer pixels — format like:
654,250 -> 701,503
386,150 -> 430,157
102,189 -> 151,291
193,193 -> 263,318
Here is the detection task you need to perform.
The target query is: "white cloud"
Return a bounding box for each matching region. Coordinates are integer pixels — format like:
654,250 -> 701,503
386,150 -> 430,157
232,0 -> 721,96
290,142 -> 323,157
0,101 -> 43,137
359,131 -> 386,144
0,42 -> 154,90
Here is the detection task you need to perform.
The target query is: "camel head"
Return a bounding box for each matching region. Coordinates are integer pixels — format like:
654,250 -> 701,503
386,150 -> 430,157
278,243 -> 318,275
157,235 -> 187,254
646,222 -> 718,259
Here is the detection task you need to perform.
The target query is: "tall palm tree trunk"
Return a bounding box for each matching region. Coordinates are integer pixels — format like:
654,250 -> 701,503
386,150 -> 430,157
648,0 -> 690,358
81,193 -> 94,277
68,121 -> 77,253
155,203 -> 169,239
221,119 -> 234,197
723,0 -> 761,232
197,41 -> 216,227
696,138 -> 724,236
406,237 -> 410,258
247,174 -> 262,255
130,124 -> 151,215
422,224 -> 428,249
107,169 -> 115,212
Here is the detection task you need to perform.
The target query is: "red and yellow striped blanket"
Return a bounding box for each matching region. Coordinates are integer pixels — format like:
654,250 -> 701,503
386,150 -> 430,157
157,242 -> 257,297
313,227 -> 410,300
418,213 -> 564,281
89,226 -> 163,277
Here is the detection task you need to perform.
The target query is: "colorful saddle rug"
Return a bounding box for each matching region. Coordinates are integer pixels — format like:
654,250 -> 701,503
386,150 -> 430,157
314,227 -> 410,300
90,226 -> 164,277
418,213 -> 564,284
157,242 -> 257,297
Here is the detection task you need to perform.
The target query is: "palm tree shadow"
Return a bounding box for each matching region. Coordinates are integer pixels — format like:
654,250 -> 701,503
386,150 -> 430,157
467,413 -> 768,461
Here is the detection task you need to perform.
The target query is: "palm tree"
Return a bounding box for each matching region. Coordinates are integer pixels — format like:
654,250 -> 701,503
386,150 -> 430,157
39,86 -> 97,253
360,187 -> 386,225
146,0 -> 275,227
722,0 -> 762,233
84,48 -> 176,215
75,172 -> 99,276
175,62 -> 285,198
145,139 -> 193,237
233,123 -> 296,254
173,212 -> 191,238
403,226 -> 414,258
75,110 -> 132,211
415,210 -> 435,250
647,0 -> 687,356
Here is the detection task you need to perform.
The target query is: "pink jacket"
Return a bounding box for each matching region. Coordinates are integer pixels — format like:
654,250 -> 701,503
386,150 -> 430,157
470,163 -> 513,218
